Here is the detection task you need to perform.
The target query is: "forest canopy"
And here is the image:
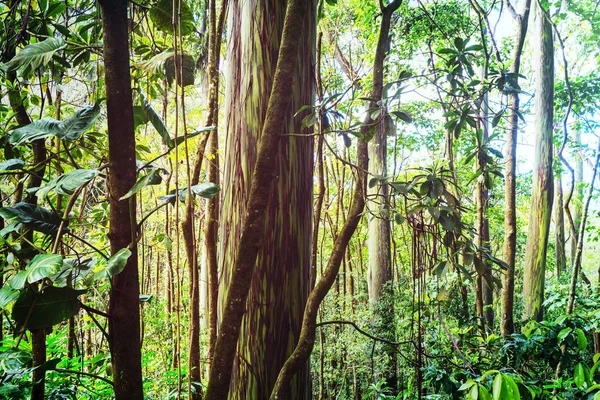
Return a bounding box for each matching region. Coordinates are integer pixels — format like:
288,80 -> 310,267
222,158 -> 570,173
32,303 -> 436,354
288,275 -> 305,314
1,0 -> 600,399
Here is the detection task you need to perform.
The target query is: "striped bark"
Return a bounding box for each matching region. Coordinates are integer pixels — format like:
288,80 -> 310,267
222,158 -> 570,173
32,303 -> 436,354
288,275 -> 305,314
523,0 -> 554,323
216,0 -> 315,398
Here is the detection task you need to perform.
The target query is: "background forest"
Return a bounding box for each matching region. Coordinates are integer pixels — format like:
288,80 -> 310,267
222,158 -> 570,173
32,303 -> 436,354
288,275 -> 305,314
1,0 -> 600,399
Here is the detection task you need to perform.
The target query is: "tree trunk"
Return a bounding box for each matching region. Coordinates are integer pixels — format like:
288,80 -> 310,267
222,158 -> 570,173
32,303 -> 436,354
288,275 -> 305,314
501,0 -> 531,336
555,173 -> 567,277
570,128 -> 583,264
204,0 -> 311,398
366,1 -> 397,389
270,2 -> 403,397
99,0 -> 144,398
522,0 -> 554,323
215,1 -> 315,397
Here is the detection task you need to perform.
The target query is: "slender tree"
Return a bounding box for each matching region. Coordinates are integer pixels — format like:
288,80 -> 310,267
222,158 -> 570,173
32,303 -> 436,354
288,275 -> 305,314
555,172 -> 567,277
501,0 -> 531,335
522,0 -> 554,323
271,1 -> 403,397
99,0 -> 143,397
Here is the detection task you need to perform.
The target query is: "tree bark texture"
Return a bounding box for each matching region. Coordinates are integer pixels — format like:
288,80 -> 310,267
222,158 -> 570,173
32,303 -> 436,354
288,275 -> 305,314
555,174 -> 567,277
523,0 -> 554,323
216,1 -> 315,397
99,0 -> 144,398
205,0 -> 311,398
270,1 -> 402,397
501,0 -> 531,336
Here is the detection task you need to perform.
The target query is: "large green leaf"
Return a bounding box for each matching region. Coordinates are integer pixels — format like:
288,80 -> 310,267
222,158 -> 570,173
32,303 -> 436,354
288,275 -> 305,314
149,0 -> 195,36
3,37 -> 66,71
120,169 -> 162,200
10,103 -> 101,145
0,349 -> 31,374
159,182 -> 220,204
106,248 -> 132,277
141,93 -> 174,148
134,48 -> 175,75
12,286 -> 86,330
35,169 -> 99,198
0,285 -> 20,309
0,159 -> 24,171
9,254 -> 63,290
0,202 -> 65,235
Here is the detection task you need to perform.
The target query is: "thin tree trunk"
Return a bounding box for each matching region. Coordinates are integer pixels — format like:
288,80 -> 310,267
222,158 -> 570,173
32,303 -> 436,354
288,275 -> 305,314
99,0 -> 143,397
522,0 -> 554,323
555,173 -> 567,277
204,0 -> 310,398
501,0 -> 531,336
570,129 -> 583,263
270,2 -> 403,397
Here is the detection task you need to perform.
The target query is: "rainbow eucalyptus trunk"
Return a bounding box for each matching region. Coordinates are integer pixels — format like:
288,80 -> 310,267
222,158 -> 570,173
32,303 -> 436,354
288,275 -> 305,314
570,129 -> 583,264
501,0 -> 531,336
216,0 -> 315,398
366,16 -> 395,393
100,0 -> 143,397
555,174 -> 566,277
523,0 -> 554,323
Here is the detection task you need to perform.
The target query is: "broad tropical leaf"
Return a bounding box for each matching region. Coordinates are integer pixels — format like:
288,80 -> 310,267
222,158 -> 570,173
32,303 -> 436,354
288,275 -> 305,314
141,92 -> 174,148
12,286 -> 86,330
159,182 -> 220,204
35,169 -> 99,198
3,37 -> 66,71
106,248 -> 132,277
10,103 -> 101,145
120,169 -> 163,200
0,202 -> 65,235
0,159 -> 24,171
0,349 -> 31,374
134,48 -> 175,75
149,0 -> 195,36
0,285 -> 20,309
9,254 -> 63,290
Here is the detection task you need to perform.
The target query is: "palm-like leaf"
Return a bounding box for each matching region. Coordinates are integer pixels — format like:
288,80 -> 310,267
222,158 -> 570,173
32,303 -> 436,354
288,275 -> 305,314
3,38 -> 66,71
10,103 -> 101,145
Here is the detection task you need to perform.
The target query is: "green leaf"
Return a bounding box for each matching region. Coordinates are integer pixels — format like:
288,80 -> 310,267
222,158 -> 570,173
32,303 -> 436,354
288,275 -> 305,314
0,202 -> 65,235
149,0 -> 195,36
139,294 -> 153,302
10,103 -> 101,145
557,327 -> 572,342
0,285 -> 20,309
0,349 -> 31,374
106,248 -> 132,277
173,126 -> 215,147
36,169 -> 99,198
576,328 -> 588,351
0,159 -> 25,171
575,363 -> 586,389
459,380 -> 476,391
469,383 -> 479,400
492,373 -> 503,400
479,384 -> 492,400
141,93 -> 174,148
9,254 -> 63,290
120,169 -> 162,200
159,182 -> 220,204
391,110 -> 413,123
12,286 -> 86,330
502,375 -> 520,399
3,37 -> 66,71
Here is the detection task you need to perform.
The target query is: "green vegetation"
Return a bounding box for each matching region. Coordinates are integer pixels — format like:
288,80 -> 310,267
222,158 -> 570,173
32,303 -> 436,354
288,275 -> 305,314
1,0 -> 600,399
